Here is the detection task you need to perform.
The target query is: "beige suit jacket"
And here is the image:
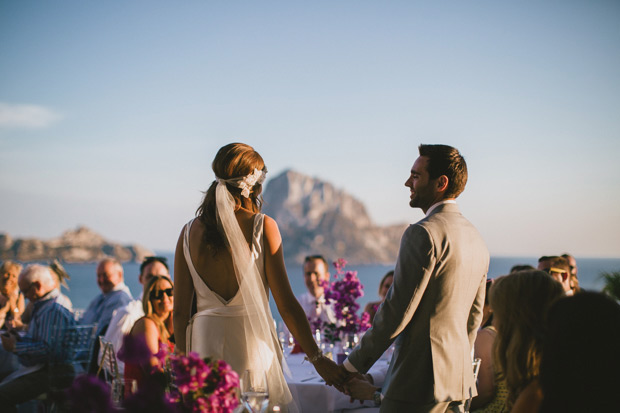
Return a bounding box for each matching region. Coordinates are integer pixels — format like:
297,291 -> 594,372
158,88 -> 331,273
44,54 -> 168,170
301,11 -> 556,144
347,203 -> 489,407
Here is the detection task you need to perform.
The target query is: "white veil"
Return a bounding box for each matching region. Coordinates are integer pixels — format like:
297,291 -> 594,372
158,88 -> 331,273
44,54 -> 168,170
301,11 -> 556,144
215,175 -> 298,412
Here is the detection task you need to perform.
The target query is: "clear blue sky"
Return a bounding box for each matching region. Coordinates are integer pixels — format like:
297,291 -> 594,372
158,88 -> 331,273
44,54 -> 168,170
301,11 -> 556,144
1,1 -> 619,257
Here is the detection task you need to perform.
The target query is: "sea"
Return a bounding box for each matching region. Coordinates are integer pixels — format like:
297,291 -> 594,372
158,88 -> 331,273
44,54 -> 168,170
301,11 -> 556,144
33,254 -> 620,326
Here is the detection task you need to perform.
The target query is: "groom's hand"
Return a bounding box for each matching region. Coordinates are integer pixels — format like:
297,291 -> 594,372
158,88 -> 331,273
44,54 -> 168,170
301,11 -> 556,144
344,376 -> 378,403
333,363 -> 365,392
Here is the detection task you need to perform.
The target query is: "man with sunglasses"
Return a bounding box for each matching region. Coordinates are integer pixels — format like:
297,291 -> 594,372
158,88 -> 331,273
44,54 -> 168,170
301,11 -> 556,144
101,256 -> 170,374
561,253 -> 580,295
538,256 -> 574,295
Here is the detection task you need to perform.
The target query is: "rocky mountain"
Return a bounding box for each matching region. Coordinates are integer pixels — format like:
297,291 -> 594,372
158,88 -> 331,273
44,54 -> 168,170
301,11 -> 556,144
263,169 -> 408,265
0,226 -> 153,263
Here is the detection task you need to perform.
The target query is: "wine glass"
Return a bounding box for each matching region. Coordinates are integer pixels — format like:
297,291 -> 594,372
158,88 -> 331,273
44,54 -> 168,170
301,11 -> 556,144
240,369 -> 269,413
111,378 -> 137,407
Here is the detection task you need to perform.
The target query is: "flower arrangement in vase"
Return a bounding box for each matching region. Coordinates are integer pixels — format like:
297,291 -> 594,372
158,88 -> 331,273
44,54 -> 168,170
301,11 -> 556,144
311,258 -> 371,344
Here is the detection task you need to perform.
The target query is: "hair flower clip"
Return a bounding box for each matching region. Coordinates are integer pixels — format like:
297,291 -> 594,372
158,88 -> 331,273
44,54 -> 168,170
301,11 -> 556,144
238,168 -> 267,198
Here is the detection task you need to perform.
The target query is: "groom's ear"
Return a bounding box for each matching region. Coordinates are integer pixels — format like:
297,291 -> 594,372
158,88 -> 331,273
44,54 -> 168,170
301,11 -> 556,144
436,175 -> 449,193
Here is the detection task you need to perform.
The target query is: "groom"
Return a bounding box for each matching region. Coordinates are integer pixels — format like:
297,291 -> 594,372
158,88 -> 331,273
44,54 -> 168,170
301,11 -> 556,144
341,144 -> 489,412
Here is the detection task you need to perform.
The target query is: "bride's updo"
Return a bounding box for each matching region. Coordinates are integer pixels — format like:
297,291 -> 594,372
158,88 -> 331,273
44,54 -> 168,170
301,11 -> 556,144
197,143 -> 267,252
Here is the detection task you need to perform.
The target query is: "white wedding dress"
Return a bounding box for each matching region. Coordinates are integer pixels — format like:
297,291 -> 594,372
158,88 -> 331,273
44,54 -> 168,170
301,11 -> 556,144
183,215 -> 295,411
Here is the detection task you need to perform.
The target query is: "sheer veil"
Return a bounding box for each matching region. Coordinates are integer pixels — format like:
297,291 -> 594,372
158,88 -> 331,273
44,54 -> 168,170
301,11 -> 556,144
215,179 -> 298,412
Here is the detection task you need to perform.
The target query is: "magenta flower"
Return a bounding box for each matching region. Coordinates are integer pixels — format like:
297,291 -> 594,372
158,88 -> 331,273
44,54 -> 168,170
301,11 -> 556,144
167,353 -> 240,412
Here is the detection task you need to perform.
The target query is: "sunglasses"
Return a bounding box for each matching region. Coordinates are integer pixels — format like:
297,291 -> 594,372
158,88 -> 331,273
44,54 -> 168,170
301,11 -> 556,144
541,267 -> 567,275
150,288 -> 173,300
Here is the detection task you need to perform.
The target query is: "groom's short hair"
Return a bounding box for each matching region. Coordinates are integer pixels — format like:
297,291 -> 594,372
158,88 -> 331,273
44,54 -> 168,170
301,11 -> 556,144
418,144 -> 468,199
304,255 -> 328,269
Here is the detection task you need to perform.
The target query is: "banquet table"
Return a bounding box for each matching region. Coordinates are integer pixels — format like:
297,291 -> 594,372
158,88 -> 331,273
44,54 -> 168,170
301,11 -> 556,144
285,353 -> 386,413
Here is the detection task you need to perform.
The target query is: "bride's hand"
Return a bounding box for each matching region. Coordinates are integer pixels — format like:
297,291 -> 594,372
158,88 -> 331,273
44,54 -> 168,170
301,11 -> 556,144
312,357 -> 350,390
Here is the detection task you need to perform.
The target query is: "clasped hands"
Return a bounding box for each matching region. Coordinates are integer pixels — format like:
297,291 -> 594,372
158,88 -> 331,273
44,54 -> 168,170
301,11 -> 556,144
313,358 -> 378,403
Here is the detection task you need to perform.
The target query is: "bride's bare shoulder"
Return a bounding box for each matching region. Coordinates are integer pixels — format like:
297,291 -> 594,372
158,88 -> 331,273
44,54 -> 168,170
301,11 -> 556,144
188,218 -> 206,237
262,214 -> 277,226
262,215 -> 281,233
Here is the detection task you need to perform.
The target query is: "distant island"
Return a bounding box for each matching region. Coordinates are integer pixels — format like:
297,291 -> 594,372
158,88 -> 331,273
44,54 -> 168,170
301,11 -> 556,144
0,226 -> 153,263
263,169 -> 408,264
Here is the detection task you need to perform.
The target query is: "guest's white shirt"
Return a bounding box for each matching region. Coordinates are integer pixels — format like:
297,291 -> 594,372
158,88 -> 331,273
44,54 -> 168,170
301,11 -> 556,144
100,292 -> 144,374
298,292 -> 337,325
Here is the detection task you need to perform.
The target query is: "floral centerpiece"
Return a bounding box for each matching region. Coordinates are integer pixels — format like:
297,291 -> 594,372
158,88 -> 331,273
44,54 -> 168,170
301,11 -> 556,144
165,351 -> 240,413
312,258 -> 371,344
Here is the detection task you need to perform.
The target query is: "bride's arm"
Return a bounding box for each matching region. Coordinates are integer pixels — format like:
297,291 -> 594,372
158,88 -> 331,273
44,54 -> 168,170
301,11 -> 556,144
263,215 -> 347,387
173,228 -> 193,354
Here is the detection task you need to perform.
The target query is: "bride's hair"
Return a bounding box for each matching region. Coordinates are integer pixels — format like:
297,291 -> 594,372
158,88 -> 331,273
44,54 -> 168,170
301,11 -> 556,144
196,143 -> 266,252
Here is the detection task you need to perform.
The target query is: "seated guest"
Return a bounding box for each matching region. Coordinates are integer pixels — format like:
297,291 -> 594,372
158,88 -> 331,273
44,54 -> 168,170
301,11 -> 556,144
537,256 -> 573,295
80,257 -> 133,337
490,270 -> 564,413
540,292 -> 620,413
102,256 -> 170,374
124,275 -> 174,389
0,261 -> 25,330
0,264 -> 76,412
470,278 -> 507,412
561,253 -> 580,295
363,270 -> 394,322
298,255 -> 337,326
19,260 -> 73,329
0,261 -> 24,381
509,264 -> 535,273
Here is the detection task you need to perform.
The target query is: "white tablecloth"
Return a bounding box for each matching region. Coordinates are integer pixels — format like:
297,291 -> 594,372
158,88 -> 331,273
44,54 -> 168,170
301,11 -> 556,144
285,354 -> 384,413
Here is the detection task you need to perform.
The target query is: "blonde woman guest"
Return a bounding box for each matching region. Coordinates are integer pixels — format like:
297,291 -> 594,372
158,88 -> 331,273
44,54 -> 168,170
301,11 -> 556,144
490,270 -> 564,413
124,275 -> 174,389
0,261 -> 23,381
363,270 -> 394,322
173,143 -> 344,412
0,261 -> 24,330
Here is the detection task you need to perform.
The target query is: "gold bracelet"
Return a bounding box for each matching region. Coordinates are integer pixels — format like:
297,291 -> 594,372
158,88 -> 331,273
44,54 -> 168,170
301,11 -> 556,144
304,349 -> 324,364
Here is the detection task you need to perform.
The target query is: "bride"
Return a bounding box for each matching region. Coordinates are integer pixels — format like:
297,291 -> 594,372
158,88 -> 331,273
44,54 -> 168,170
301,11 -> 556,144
173,143 -> 344,411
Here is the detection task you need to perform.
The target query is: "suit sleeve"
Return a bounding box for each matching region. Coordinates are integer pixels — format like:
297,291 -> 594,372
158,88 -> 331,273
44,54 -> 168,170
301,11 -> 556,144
467,273 -> 486,351
347,224 -> 435,373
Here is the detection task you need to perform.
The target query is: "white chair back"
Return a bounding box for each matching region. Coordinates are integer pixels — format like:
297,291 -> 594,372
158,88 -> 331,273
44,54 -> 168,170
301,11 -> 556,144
464,358 -> 482,413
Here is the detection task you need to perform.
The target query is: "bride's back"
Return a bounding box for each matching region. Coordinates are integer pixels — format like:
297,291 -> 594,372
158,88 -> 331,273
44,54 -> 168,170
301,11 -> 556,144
187,209 -> 256,302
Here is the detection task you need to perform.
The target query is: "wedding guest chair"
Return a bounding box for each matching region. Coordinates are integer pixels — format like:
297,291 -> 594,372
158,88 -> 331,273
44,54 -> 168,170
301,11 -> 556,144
38,323 -> 98,412
464,358 -> 482,413
97,337 -> 121,384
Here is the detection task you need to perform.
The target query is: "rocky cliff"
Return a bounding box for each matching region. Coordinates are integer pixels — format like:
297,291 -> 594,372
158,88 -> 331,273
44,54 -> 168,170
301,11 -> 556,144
0,227 -> 153,263
263,169 -> 407,265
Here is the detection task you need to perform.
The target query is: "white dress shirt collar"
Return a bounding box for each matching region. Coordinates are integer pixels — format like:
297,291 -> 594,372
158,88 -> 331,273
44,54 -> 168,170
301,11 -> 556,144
426,199 -> 456,216
111,281 -> 132,298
